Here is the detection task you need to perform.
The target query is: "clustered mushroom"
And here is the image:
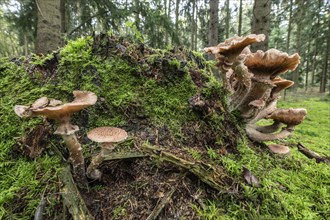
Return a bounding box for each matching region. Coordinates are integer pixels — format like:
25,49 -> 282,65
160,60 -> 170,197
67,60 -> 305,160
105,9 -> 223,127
204,34 -> 307,154
86,126 -> 128,180
14,91 -> 97,186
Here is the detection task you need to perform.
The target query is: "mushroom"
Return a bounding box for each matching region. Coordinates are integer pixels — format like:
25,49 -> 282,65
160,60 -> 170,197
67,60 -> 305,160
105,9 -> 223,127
267,108 -> 307,131
204,34 -> 307,149
14,91 -> 97,187
203,34 -> 265,91
246,124 -> 292,142
86,126 -> 128,180
267,144 -> 290,155
270,78 -> 294,99
244,49 -> 300,79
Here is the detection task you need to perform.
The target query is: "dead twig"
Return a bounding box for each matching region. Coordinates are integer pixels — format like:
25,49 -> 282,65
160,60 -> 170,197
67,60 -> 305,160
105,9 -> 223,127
141,144 -> 229,192
146,186 -> 177,220
60,166 -> 93,220
297,143 -> 330,164
102,150 -> 147,161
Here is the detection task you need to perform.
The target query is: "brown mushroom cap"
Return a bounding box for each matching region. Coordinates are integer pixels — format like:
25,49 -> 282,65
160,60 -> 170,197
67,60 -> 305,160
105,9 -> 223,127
244,49 -> 300,78
48,99 -> 63,107
87,127 -> 128,143
268,144 -> 290,154
269,108 -> 307,125
14,105 -> 31,118
31,97 -> 49,109
249,99 -> 266,109
204,34 -> 265,57
32,91 -> 97,119
271,78 -> 294,95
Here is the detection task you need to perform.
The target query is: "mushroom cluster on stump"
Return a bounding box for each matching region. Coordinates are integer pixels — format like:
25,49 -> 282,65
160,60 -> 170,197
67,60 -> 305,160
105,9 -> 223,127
86,126 -> 128,180
204,34 -> 307,154
14,91 -> 97,187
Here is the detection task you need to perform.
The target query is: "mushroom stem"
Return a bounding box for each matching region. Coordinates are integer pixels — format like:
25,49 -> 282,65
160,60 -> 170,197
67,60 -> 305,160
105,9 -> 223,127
245,125 -> 292,142
61,134 -> 88,187
86,149 -> 106,180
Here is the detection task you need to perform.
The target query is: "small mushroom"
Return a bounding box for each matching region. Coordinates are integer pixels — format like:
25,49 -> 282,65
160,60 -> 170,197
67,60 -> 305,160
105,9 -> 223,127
14,105 -> 31,118
14,91 -> 97,187
268,108 -> 307,131
270,78 -> 294,99
31,97 -> 49,109
86,127 -> 128,179
267,144 -> 290,154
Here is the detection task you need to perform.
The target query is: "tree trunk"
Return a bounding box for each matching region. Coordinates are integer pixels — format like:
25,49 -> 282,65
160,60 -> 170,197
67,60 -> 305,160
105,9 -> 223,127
286,0 -> 293,53
194,2 -> 198,50
292,0 -> 304,89
305,40 -> 311,91
60,0 -> 66,34
311,48 -> 318,87
208,0 -> 219,47
225,0 -> 230,39
311,0 -> 322,89
319,27 -> 329,93
134,0 -> 140,31
191,0 -> 196,50
174,0 -> 180,44
251,0 -> 271,51
165,0 -> 171,45
24,34 -> 29,56
35,0 -> 64,54
238,0 -> 243,36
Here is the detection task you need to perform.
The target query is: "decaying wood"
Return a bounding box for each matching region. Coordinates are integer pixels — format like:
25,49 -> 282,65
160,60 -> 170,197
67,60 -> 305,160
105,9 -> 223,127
297,143 -> 330,163
146,186 -> 177,220
141,144 -> 229,192
102,150 -> 147,161
101,145 -> 233,192
60,166 -> 93,220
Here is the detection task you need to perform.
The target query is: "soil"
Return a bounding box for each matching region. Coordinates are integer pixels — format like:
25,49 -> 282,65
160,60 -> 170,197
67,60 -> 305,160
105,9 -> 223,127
82,158 -> 217,220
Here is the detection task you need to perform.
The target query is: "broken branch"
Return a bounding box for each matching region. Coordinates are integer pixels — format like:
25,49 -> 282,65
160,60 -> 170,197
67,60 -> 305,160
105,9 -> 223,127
297,143 -> 330,163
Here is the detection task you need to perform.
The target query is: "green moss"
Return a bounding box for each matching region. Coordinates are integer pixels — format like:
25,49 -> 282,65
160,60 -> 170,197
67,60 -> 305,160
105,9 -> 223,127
206,97 -> 330,220
0,35 -> 214,218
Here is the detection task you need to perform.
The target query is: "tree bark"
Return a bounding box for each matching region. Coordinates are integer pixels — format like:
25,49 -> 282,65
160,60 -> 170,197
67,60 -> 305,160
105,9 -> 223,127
251,0 -> 271,51
191,0 -> 196,50
208,0 -> 219,47
286,0 -> 293,53
225,0 -> 230,39
305,40 -> 311,91
134,0 -> 140,31
319,28 -> 329,93
238,0 -> 243,36
35,0 -> 64,54
174,0 -> 180,44
292,0 -> 304,89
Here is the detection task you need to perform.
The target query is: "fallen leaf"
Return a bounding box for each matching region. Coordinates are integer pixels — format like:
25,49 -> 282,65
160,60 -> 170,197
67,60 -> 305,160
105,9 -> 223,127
242,166 -> 260,187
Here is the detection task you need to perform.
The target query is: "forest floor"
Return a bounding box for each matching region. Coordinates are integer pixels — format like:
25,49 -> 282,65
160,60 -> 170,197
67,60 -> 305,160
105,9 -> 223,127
82,92 -> 330,220
188,91 -> 330,219
1,92 -> 329,220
